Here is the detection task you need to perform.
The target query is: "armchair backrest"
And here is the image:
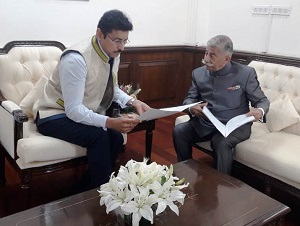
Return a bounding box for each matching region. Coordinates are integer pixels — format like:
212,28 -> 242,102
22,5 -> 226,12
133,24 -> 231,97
0,41 -> 65,105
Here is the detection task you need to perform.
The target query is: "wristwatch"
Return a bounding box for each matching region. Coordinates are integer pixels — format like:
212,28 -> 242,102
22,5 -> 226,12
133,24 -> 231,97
127,98 -> 136,106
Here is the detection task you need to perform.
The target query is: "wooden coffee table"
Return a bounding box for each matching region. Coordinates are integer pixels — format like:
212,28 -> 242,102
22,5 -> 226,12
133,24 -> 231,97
0,160 -> 290,226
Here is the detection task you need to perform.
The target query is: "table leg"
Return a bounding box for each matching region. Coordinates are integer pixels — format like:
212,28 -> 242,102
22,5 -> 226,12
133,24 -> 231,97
128,119 -> 156,160
145,120 -> 155,159
145,129 -> 153,159
0,145 -> 6,185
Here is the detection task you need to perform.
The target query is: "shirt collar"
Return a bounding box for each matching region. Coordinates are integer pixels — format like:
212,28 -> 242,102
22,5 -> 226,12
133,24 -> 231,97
91,35 -> 111,63
209,61 -> 232,77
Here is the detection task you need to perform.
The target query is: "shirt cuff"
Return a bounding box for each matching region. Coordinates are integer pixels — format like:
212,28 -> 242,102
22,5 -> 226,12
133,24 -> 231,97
94,113 -> 108,130
258,108 -> 265,122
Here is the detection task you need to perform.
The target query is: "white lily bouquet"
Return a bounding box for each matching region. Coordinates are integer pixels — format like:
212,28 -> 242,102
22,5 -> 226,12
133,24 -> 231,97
98,158 -> 189,226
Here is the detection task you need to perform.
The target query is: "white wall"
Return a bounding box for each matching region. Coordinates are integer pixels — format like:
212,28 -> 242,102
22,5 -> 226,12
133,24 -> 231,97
0,0 -> 190,47
0,0 -> 300,57
195,0 -> 300,57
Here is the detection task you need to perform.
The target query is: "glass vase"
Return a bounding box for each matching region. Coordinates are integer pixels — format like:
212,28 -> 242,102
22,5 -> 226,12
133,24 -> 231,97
123,214 -> 152,226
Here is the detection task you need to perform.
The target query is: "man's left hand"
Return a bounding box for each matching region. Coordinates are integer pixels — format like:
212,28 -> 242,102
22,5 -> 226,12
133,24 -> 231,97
246,108 -> 263,122
132,99 -> 150,115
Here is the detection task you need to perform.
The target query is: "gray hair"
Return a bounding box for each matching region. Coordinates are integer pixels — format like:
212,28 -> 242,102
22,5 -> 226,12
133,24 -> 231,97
207,35 -> 233,57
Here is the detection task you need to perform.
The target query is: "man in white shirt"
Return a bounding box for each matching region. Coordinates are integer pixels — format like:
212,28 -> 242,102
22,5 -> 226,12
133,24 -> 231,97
36,9 -> 149,189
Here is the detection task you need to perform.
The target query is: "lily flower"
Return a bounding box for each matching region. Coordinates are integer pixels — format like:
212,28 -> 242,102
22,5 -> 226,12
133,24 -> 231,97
98,158 -> 189,225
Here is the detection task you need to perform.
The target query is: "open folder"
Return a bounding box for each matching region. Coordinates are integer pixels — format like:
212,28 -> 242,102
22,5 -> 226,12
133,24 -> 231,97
202,106 -> 255,137
136,102 -> 201,121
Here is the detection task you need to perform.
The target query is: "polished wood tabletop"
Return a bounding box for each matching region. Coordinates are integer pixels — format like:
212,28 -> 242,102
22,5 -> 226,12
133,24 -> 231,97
0,159 -> 290,226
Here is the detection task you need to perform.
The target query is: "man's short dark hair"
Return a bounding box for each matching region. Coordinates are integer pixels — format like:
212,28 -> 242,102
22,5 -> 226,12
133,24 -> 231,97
97,9 -> 133,36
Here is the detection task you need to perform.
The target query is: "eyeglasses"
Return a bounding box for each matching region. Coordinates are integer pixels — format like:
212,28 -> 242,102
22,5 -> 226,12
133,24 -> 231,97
106,34 -> 130,45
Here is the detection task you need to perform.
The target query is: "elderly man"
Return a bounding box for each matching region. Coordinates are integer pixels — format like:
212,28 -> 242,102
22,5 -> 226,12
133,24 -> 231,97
173,35 -> 269,174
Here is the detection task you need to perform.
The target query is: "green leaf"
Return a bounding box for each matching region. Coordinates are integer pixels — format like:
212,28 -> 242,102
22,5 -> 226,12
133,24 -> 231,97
161,176 -> 166,185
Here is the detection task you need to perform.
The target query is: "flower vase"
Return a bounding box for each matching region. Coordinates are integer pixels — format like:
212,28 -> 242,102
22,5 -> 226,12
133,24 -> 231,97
124,214 -> 152,226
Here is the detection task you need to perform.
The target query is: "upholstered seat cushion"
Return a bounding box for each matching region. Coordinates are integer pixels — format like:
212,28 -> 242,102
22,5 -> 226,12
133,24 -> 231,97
17,119 -> 86,169
16,118 -> 127,169
175,114 -> 300,189
16,137 -> 87,169
235,126 -> 300,189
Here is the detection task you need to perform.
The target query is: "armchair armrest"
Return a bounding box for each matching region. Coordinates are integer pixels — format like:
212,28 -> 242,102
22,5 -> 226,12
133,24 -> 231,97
1,100 -> 28,123
0,90 -> 28,123
0,91 -> 28,159
1,100 -> 21,112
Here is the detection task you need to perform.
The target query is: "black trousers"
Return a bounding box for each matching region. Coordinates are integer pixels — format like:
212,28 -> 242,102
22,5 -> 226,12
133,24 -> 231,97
173,119 -> 251,174
37,116 -> 123,188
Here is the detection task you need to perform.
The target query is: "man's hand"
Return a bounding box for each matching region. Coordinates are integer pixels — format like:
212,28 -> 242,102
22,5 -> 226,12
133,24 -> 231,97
131,99 -> 150,115
246,108 -> 263,122
106,114 -> 140,133
189,102 -> 208,118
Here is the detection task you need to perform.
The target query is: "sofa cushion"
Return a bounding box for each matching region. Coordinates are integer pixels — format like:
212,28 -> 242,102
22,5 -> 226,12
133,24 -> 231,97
17,136 -> 87,167
16,157 -> 76,170
266,93 -> 300,132
175,114 -> 190,126
235,129 -> 300,189
19,75 -> 48,118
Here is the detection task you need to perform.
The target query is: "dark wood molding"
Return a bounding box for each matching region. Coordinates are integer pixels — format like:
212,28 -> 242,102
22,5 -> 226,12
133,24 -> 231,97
243,54 -> 300,67
0,40 -> 66,54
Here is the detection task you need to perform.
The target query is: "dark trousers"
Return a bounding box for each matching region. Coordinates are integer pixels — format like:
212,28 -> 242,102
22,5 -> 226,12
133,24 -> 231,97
37,116 -> 123,188
173,120 -> 251,174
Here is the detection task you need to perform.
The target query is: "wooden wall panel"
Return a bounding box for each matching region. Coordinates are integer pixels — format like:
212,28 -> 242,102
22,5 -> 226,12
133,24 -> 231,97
118,62 -> 131,85
135,60 -> 178,108
119,47 -> 184,108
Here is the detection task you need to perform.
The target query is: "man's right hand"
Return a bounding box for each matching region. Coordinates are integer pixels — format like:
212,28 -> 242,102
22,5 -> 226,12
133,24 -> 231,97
189,102 -> 208,118
105,115 -> 140,133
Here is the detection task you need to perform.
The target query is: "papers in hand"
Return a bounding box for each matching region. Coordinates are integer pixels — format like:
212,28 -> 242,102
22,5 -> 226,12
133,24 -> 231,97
137,102 -> 201,121
202,106 -> 255,137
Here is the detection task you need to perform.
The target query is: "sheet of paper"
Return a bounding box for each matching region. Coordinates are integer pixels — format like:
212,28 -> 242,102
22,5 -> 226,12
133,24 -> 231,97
202,106 -> 226,136
136,102 -> 201,121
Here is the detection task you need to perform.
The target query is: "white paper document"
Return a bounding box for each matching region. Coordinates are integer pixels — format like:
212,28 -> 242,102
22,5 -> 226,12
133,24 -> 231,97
202,106 -> 255,137
136,102 -> 201,121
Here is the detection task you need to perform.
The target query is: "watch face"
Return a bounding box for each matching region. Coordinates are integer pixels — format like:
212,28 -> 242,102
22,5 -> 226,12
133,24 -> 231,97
127,98 -> 134,106
130,101 -> 134,106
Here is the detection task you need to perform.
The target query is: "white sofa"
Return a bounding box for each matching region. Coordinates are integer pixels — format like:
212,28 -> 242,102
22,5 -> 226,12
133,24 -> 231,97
175,55 -> 300,202
0,41 -> 126,188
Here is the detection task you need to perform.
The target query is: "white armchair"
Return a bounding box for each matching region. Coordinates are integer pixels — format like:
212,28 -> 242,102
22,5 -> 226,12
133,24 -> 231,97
0,41 -> 125,189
